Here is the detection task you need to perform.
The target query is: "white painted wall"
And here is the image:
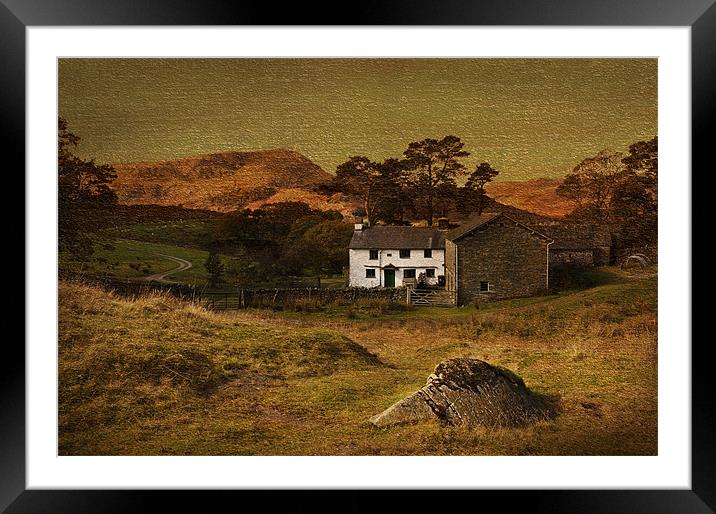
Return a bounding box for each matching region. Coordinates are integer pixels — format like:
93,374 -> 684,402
349,248 -> 445,288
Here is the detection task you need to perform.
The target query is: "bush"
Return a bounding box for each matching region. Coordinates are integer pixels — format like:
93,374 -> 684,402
289,298 -> 325,313
348,298 -> 414,316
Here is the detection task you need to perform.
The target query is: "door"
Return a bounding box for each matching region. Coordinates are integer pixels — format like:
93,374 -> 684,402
384,268 -> 395,288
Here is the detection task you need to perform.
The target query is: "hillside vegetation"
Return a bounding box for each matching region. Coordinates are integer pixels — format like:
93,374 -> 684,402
59,272 -> 657,456
485,178 -> 572,218
111,149 -> 356,215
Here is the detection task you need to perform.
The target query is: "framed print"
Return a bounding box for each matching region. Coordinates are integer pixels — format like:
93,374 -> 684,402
7,0 -> 712,512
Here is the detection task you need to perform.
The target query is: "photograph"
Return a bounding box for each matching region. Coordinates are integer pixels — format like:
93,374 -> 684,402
56,57 -> 660,457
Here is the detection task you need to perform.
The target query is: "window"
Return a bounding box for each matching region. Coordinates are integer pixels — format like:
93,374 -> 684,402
426,269 -> 435,278
369,249 -> 378,260
479,281 -> 492,292
399,249 -> 411,258
365,269 -> 376,278
424,249 -> 432,258
404,269 -> 416,279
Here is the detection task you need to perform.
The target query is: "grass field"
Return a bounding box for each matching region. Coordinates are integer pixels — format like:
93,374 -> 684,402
58,269 -> 657,456
60,233 -> 347,289
100,219 -> 217,249
60,238 -> 223,285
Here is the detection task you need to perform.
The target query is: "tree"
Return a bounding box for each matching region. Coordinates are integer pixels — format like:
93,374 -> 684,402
333,156 -> 407,226
556,139 -> 658,253
611,136 -> 658,248
371,158 -> 411,224
333,156 -> 381,225
204,251 -> 225,287
225,247 -> 257,287
620,136 -> 657,207
403,135 -> 469,226
58,117 -> 118,258
556,149 -> 627,223
460,162 -> 500,216
282,220 -> 353,276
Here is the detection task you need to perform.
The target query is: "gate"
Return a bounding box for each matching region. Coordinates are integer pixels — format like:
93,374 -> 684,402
408,288 -> 457,307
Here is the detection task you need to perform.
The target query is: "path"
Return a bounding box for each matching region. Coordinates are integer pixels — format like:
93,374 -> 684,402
144,254 -> 193,283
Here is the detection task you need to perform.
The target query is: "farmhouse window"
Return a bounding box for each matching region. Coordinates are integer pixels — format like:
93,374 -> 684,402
365,269 -> 376,278
424,249 -> 432,258
369,249 -> 378,260
404,269 -> 416,279
399,249 -> 411,258
426,269 -> 435,278
479,281 -> 492,292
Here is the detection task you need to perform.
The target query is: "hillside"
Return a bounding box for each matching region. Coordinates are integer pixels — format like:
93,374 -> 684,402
111,149 -> 350,213
111,150 -> 570,220
485,178 -> 574,218
59,273 -> 657,456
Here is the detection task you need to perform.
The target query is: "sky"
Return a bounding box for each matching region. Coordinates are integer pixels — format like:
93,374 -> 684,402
58,58 -> 657,181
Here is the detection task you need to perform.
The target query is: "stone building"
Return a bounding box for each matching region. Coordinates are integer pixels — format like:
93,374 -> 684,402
535,222 -> 612,267
444,213 -> 553,304
347,212 -> 612,305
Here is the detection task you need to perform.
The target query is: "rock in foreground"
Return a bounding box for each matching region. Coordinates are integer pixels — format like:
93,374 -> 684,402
370,358 -> 555,428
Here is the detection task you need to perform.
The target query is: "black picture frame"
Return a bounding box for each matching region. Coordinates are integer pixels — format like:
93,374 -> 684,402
6,1 -> 711,512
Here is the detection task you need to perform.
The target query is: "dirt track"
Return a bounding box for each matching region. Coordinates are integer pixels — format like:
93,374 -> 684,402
144,254 -> 192,283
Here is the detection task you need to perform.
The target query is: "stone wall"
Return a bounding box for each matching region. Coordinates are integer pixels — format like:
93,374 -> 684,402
59,271 -> 409,310
444,240 -> 457,292
449,220 -> 549,305
215,286 -> 408,310
550,249 -> 594,267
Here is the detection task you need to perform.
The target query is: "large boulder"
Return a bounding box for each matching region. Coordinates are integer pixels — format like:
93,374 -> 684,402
370,358 -> 554,428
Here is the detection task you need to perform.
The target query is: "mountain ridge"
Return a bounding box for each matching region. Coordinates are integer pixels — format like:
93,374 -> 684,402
110,148 -> 357,214
110,149 -> 573,219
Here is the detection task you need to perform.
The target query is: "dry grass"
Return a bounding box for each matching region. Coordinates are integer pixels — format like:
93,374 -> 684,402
59,275 -> 657,456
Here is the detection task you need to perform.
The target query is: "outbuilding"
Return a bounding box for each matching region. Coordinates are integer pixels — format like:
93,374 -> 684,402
444,213 -> 554,304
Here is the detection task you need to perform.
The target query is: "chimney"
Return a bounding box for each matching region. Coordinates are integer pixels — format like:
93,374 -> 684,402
354,215 -> 364,231
437,217 -> 450,230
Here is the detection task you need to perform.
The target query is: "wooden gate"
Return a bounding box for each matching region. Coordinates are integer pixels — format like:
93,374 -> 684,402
408,289 -> 456,307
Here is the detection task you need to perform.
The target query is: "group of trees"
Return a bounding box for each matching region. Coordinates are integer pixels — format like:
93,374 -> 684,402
329,135 -> 500,226
210,201 -> 353,285
59,117 -> 118,258
557,136 -> 658,249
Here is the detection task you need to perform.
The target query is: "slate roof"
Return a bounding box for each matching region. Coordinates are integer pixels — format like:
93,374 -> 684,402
445,213 -> 553,242
348,226 -> 446,249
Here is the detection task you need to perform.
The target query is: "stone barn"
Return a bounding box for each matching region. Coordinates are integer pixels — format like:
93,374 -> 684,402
444,213 -> 554,304
536,222 -> 612,267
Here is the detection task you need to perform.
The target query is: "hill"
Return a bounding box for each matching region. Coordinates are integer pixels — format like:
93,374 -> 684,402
111,149 -> 358,214
59,273 -> 657,456
111,150 -> 571,220
485,178 -> 574,218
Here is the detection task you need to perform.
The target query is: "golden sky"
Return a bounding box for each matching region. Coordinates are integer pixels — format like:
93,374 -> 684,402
59,58 -> 657,181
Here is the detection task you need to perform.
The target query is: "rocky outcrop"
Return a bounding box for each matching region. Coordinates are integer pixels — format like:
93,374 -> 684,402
370,358 -> 555,429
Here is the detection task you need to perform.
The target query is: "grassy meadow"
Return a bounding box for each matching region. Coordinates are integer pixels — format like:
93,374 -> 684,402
58,268 -> 657,456
59,218 -> 349,289
59,238 -> 222,284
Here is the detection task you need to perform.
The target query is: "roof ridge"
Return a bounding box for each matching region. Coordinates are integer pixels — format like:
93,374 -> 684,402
445,212 -> 553,242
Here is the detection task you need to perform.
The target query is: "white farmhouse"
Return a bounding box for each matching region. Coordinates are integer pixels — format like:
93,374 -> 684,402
348,222 -> 446,288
